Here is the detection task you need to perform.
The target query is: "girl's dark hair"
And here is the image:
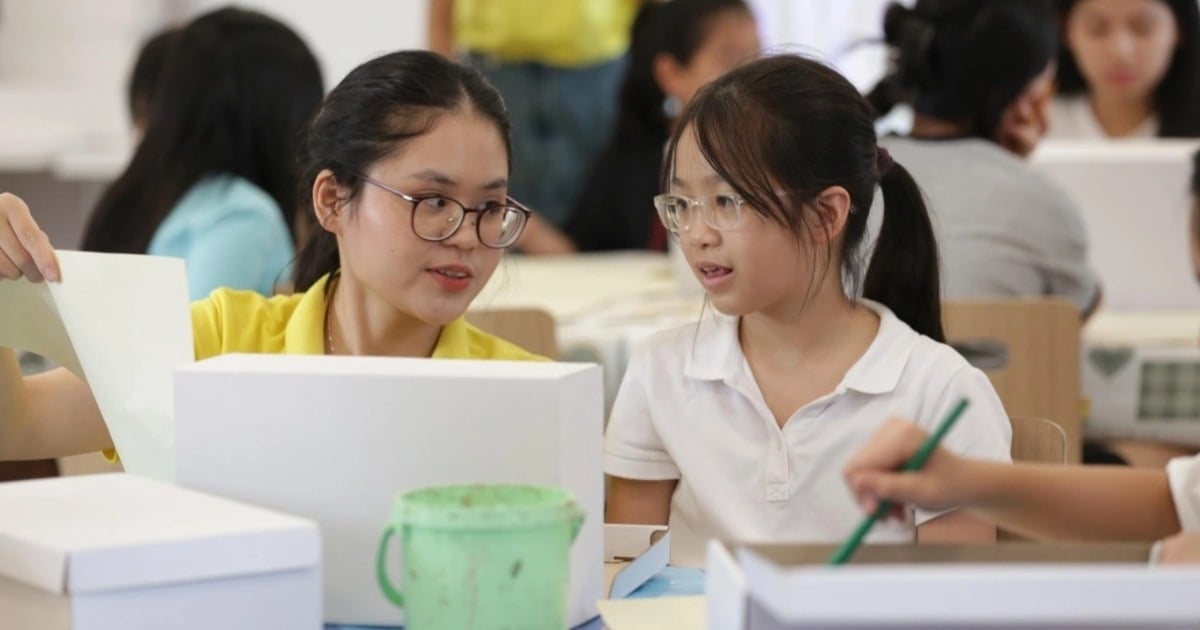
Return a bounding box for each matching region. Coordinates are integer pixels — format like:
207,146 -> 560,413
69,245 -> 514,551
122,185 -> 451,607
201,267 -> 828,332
127,27 -> 180,127
665,55 -> 945,341
82,8 -> 323,254
1056,0 -> 1200,137
292,50 -> 511,291
612,0 -> 751,147
868,0 -> 1058,140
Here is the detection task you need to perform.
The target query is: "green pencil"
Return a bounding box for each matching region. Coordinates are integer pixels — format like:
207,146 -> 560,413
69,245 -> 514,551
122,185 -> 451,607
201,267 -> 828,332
828,398 -> 970,566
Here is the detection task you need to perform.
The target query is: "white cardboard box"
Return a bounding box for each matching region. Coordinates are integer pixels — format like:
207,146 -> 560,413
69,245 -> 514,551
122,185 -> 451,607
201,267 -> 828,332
174,354 -> 605,626
0,474 -> 321,630
707,541 -> 1200,629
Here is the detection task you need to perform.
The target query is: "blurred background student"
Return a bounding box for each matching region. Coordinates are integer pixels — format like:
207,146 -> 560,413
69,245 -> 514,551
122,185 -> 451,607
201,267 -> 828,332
564,0 -> 760,253
80,8 -> 324,300
427,0 -> 640,230
870,0 -> 1103,319
1049,0 -> 1200,139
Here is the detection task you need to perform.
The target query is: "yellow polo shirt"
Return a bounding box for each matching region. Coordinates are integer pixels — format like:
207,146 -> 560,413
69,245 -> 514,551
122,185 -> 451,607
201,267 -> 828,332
190,274 -> 543,361
455,0 -> 639,67
103,274 -> 542,460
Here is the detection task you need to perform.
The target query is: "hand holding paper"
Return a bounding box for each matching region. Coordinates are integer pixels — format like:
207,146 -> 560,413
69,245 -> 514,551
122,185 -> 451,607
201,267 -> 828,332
0,250 -> 193,480
0,192 -> 60,283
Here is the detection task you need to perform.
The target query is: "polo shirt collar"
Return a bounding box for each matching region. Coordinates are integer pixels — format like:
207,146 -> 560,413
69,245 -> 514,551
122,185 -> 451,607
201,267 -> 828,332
682,300 -> 917,395
841,300 -> 917,395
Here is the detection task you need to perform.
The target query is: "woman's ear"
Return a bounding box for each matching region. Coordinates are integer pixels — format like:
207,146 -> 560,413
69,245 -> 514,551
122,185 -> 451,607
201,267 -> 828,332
810,185 -> 853,243
312,169 -> 347,234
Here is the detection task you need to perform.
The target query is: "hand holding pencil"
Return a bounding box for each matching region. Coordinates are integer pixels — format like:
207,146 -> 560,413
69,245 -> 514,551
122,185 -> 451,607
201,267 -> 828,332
841,406 -> 974,531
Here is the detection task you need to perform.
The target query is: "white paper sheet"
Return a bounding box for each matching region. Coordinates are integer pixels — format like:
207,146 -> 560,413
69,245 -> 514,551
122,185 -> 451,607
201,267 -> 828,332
0,251 -> 192,481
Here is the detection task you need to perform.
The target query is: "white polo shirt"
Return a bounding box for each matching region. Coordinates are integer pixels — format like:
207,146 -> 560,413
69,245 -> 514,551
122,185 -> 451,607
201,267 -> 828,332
1168,456 -> 1200,532
604,301 -> 1013,567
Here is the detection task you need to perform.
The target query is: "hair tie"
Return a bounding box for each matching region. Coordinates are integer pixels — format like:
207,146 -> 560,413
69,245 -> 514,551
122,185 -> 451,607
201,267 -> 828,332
876,146 -> 895,176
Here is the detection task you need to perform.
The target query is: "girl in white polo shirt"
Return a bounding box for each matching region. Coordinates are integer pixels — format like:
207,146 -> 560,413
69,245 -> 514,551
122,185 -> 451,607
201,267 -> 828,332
604,54 -> 1013,567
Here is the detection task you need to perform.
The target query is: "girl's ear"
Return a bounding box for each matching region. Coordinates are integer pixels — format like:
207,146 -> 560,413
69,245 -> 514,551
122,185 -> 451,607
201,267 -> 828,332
809,185 -> 853,244
312,169 -> 348,234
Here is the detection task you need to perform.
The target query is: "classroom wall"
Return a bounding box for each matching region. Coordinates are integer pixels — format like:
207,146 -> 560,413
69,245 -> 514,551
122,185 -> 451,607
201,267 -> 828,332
187,0 -> 428,90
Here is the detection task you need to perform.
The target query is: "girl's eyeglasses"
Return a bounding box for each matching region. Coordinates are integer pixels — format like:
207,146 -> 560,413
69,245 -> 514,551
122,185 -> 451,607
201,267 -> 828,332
653,192 -> 745,234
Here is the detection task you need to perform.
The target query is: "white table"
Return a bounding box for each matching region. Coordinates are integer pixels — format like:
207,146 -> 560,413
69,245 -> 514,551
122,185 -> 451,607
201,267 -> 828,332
478,252 -> 702,406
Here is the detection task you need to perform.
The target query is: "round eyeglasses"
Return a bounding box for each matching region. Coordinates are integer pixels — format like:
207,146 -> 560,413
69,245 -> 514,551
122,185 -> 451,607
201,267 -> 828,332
653,192 -> 745,235
358,174 -> 532,249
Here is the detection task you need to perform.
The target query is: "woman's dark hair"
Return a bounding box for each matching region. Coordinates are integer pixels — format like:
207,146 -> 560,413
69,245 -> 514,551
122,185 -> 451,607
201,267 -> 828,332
567,0 -> 752,251
665,55 -> 945,341
127,27 -> 180,128
868,0 -> 1058,141
82,8 -> 323,254
1056,0 -> 1200,137
292,50 -> 511,291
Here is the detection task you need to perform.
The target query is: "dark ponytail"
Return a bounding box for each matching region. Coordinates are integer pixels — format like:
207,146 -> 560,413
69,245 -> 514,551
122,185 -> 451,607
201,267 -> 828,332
864,162 -> 944,342
665,54 -> 945,340
292,50 -> 511,291
868,0 -> 1057,140
866,3 -> 936,117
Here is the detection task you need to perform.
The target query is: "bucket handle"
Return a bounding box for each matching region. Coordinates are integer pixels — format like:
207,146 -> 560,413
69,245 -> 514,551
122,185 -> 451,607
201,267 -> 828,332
376,526 -> 405,609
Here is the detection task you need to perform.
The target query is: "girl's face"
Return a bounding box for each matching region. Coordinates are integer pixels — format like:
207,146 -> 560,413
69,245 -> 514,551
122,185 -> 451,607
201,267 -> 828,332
659,9 -> 761,109
1066,0 -> 1179,102
669,128 -> 837,318
333,110 -> 509,325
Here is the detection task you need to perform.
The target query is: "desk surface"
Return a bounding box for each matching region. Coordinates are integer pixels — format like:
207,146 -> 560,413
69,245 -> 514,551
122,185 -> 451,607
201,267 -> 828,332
476,252 -> 683,323
1084,310 -> 1200,347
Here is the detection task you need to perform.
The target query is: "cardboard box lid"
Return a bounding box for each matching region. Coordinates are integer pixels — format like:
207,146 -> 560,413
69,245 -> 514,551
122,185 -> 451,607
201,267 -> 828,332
179,353 -> 596,380
0,475 -> 319,596
709,542 -> 1200,627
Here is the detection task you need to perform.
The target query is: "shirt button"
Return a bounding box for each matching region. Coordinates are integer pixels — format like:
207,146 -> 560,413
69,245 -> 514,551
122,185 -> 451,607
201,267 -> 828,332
765,483 -> 789,502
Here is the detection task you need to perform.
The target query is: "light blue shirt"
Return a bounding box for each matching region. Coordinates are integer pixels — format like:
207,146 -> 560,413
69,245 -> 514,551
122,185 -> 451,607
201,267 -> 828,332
147,174 -> 294,300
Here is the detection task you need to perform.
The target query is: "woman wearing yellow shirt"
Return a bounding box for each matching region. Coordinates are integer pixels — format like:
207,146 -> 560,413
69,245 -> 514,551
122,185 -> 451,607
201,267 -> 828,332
0,50 -> 541,462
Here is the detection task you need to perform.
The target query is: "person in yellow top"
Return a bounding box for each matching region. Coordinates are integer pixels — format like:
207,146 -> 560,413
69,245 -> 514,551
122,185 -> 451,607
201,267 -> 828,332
428,0 -> 640,229
0,50 -> 542,462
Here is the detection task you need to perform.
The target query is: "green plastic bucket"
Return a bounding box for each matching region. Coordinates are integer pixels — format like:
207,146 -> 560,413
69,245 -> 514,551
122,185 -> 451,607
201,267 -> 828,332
376,484 -> 585,630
